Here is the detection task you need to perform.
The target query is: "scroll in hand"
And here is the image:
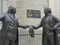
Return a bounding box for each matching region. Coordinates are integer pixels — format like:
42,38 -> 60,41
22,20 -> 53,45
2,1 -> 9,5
29,26 -> 35,38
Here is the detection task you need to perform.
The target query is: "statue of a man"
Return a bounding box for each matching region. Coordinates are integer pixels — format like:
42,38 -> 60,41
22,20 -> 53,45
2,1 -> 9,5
0,6 -> 28,45
32,8 -> 60,45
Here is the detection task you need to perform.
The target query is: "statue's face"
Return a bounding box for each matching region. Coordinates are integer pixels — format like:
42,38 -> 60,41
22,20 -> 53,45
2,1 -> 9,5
12,8 -> 16,14
8,6 -> 16,14
44,9 -> 48,14
44,8 -> 51,16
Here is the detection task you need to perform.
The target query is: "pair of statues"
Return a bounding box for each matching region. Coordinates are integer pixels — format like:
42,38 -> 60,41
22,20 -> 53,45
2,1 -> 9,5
0,6 -> 60,45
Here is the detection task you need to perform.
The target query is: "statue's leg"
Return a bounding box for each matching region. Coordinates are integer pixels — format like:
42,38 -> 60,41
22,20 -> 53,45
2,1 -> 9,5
15,38 -> 18,45
10,40 -> 16,45
0,37 -> 6,45
5,39 -> 16,45
5,39 -> 10,45
0,37 -> 10,45
42,35 -> 48,45
48,35 -> 54,45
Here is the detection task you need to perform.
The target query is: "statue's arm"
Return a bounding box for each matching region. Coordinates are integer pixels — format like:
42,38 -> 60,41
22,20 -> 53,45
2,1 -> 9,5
32,23 -> 42,29
32,18 -> 44,29
52,17 -> 60,30
54,23 -> 60,29
17,21 -> 29,29
53,16 -> 60,29
54,17 -> 60,23
0,14 -> 5,21
18,25 -> 29,29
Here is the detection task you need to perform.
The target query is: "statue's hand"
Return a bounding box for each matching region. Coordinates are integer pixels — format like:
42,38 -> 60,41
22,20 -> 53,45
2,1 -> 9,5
52,27 -> 57,32
23,25 -> 29,29
31,25 -> 36,29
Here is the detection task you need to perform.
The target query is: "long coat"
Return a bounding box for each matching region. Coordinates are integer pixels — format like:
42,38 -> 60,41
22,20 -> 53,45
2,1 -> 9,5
0,13 -> 19,42
54,23 -> 60,45
35,14 -> 60,45
41,14 -> 60,45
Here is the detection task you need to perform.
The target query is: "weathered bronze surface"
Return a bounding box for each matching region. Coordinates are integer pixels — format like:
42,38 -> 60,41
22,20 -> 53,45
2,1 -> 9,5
0,6 -> 28,45
32,8 -> 60,45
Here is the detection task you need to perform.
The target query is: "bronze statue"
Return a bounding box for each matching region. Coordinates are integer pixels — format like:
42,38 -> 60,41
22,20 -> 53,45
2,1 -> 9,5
0,6 -> 28,45
32,8 -> 60,45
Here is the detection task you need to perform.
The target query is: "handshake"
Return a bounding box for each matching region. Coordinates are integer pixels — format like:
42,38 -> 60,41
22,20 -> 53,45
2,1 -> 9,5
23,25 -> 36,29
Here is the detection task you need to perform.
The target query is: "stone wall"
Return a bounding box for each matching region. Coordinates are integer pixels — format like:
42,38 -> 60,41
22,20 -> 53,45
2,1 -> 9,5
49,0 -> 60,18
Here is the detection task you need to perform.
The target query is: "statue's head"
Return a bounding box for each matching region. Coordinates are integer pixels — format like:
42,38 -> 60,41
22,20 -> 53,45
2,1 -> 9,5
44,7 -> 51,16
8,6 -> 16,14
